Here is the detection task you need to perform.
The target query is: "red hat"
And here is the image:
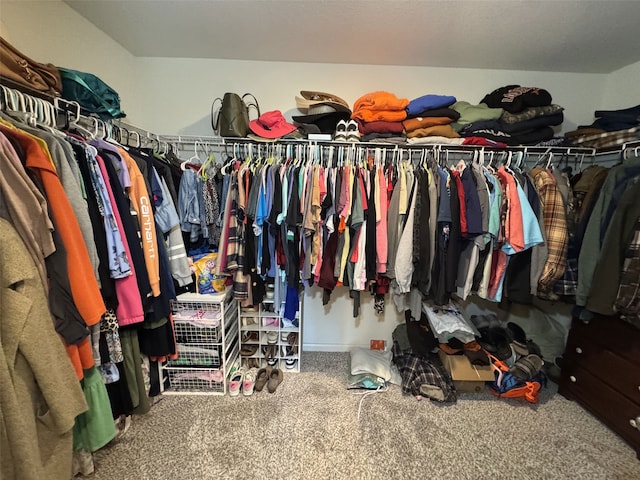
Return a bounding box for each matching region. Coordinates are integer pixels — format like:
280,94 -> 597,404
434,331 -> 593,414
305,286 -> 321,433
249,110 -> 297,139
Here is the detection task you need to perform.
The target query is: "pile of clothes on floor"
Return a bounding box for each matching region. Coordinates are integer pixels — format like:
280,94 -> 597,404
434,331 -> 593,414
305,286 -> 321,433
392,305 -> 547,404
564,104 -> 640,150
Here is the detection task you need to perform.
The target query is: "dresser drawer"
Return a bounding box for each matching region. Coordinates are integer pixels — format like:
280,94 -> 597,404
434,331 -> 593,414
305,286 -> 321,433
563,331 -> 640,405
570,317 -> 640,364
560,365 -> 640,452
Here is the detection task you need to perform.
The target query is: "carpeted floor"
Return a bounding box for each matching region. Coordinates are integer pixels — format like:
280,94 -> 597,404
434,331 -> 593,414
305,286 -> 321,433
88,352 -> 640,480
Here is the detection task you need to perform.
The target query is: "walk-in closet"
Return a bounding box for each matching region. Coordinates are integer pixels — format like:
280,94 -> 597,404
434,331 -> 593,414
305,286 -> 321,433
1,1 -> 640,479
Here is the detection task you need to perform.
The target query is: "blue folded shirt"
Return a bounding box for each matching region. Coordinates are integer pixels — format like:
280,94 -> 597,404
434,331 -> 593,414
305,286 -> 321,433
406,94 -> 457,117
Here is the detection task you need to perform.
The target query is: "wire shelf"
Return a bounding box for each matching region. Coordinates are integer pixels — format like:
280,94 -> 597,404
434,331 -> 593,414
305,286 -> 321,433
167,343 -> 222,368
166,367 -> 224,394
173,319 -> 221,344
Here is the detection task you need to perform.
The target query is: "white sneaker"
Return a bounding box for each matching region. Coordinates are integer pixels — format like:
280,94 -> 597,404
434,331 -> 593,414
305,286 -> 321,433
242,368 -> 258,396
228,367 -> 245,396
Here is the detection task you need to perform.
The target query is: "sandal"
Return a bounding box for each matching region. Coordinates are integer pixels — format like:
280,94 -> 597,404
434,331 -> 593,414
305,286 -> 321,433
242,331 -> 259,343
254,366 -> 272,392
267,367 -> 283,393
240,344 -> 258,357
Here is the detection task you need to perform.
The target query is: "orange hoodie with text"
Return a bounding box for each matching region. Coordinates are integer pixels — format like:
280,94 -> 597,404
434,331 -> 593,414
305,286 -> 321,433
118,148 -> 161,297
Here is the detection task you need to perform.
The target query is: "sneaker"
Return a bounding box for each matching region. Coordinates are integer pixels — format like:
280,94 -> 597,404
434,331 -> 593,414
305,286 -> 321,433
228,368 -> 245,396
242,368 -> 258,396
285,358 -> 298,370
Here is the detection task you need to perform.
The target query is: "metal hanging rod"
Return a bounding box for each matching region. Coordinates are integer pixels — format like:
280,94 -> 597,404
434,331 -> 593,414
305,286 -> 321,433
158,133 -> 596,157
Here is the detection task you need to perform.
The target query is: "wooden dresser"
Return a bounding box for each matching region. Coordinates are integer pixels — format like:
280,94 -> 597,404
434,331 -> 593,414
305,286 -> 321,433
559,315 -> 640,459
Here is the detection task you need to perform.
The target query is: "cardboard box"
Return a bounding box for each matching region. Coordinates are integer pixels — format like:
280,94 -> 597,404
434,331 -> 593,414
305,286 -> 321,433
438,350 -> 494,394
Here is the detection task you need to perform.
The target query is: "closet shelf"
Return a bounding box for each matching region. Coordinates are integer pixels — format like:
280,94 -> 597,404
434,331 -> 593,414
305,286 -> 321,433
159,133 -> 597,155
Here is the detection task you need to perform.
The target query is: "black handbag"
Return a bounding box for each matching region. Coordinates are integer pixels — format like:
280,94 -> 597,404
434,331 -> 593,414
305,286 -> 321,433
211,92 -> 260,137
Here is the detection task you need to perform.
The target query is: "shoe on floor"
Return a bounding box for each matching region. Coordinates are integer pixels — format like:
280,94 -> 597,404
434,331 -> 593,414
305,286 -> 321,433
462,340 -> 489,366
228,368 -> 245,396
254,366 -> 272,392
509,354 -> 544,380
242,368 -> 258,396
267,368 -> 283,393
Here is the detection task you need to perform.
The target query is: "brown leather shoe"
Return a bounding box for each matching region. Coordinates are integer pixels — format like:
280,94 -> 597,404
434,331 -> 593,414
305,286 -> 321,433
267,368 -> 283,393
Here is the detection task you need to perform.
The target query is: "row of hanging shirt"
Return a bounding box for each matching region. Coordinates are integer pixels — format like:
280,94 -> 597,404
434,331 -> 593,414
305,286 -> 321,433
0,100 -> 193,380
182,141 -> 584,317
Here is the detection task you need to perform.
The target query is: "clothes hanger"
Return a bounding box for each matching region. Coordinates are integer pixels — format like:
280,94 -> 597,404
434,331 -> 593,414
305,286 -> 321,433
503,151 -> 515,175
64,103 -> 95,139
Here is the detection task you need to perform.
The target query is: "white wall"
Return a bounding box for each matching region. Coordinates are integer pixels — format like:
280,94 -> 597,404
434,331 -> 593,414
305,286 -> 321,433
601,59 -> 640,110
1,0 -> 621,352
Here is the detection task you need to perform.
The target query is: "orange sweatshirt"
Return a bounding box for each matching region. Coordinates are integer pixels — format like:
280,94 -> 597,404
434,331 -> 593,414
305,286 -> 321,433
118,148 -> 161,297
403,116 -> 453,132
353,91 -> 409,112
352,91 -> 409,123
405,125 -> 460,139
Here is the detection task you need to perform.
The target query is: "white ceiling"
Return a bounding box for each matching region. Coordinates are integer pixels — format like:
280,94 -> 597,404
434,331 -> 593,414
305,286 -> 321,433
64,0 -> 640,74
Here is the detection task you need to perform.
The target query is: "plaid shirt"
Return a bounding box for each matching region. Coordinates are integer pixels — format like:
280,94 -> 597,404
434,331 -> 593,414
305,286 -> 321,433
530,168 -> 568,293
392,342 -> 457,403
616,216 -> 640,326
567,126 -> 640,150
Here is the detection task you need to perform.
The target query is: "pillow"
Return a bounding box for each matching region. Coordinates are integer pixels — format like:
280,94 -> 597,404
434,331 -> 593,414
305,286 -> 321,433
350,347 -> 393,381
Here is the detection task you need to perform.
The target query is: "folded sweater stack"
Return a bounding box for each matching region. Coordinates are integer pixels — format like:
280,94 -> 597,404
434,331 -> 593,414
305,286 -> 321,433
352,91 -> 409,141
403,94 -> 460,140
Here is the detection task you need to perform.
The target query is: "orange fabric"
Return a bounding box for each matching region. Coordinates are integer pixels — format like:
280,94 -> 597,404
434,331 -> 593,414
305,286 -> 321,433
489,381 -> 541,403
352,91 -> 409,123
497,166 -> 525,253
0,125 -> 105,328
65,338 -> 95,380
402,116 -> 452,132
352,109 -> 407,123
353,91 -> 409,113
118,148 -> 161,296
406,125 -> 460,139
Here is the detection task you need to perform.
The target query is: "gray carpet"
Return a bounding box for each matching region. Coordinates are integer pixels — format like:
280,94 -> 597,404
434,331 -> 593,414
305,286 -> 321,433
88,352 -> 640,480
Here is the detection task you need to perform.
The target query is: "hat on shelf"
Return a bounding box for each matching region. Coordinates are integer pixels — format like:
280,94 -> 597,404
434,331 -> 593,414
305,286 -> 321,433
248,110 -> 298,139
292,103 -> 352,135
295,90 -> 351,112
